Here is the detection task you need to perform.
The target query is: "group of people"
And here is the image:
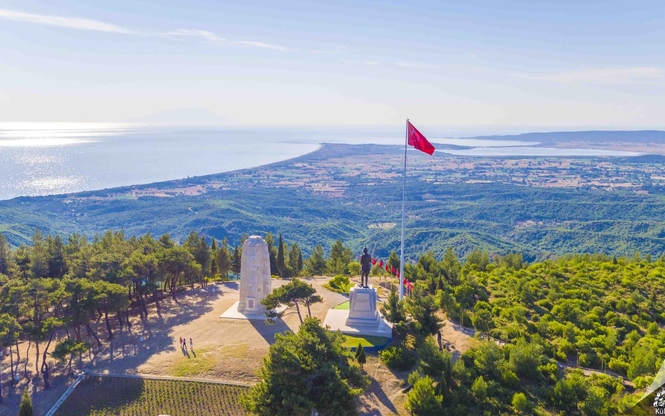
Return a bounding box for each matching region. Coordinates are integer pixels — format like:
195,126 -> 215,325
179,336 -> 193,350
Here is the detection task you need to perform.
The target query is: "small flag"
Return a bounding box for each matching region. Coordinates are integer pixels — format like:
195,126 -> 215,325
379,260 -> 384,267
372,258 -> 377,265
407,121 -> 435,155
391,266 -> 396,275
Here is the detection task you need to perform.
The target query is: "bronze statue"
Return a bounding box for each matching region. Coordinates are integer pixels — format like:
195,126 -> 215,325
360,247 -> 371,287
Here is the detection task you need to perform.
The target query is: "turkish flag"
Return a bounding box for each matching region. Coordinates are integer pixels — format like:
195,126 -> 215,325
408,121 -> 435,155
379,260 -> 384,267
385,264 -> 389,271
391,266 -> 396,275
372,258 -> 377,265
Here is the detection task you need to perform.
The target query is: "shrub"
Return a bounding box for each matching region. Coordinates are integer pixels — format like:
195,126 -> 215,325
512,392 -> 529,414
325,275 -> 351,294
20,389 -> 33,416
380,346 -> 416,371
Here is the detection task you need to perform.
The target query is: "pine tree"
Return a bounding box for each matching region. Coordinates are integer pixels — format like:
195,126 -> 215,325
264,233 -> 278,276
327,240 -> 353,275
381,287 -> 406,323
19,389 -> 33,416
217,238 -> 232,279
0,233 -> 12,276
289,243 -> 303,276
210,239 -> 218,277
305,244 -> 327,276
232,246 -> 242,275
355,343 -> 366,370
277,234 -> 286,278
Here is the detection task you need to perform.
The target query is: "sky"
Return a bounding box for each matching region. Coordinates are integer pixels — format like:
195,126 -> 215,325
0,0 -> 664,128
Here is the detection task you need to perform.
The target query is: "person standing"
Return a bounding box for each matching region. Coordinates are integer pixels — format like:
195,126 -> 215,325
360,248 -> 371,288
190,338 -> 193,350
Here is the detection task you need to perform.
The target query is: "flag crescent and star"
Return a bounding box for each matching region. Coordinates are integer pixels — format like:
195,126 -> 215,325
407,120 -> 436,155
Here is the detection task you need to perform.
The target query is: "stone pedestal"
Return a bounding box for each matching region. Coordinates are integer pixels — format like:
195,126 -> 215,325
346,285 -> 380,326
323,284 -> 392,338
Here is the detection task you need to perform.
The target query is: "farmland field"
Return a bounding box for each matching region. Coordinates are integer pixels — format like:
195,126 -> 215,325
54,376 -> 248,416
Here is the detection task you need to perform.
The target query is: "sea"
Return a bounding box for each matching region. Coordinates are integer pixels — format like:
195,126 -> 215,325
0,123 -> 642,201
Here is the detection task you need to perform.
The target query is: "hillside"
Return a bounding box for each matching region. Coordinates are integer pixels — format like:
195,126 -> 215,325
2,143 -> 665,259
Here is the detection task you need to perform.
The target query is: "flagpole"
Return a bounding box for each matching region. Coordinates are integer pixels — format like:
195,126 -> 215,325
400,118 -> 407,300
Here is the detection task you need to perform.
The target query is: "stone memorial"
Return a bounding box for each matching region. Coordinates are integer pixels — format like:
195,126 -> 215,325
220,235 -> 274,320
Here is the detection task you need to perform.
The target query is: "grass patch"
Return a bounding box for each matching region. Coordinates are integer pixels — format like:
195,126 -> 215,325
333,301 -> 350,310
342,334 -> 390,348
55,376 -> 248,416
221,343 -> 249,358
170,345 -> 218,377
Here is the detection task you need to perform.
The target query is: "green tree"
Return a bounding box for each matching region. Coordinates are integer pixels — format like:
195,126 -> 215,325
216,238 -> 232,280
231,245 -> 242,275
19,389 -> 33,416
0,233 -> 12,276
471,375 -> 488,402
264,233 -> 278,276
628,343 -> 657,380
512,392 -> 528,414
241,317 -> 366,416
406,286 -> 441,336
418,337 -> 451,379
472,309 -> 493,338
509,339 -> 544,380
380,287 -> 406,323
210,238 -> 218,277
355,343 -> 366,370
288,243 -> 303,276
262,279 -> 318,324
405,375 -> 443,416
305,244 -> 327,276
52,339 -> 88,375
277,234 -> 287,278
327,240 -> 353,275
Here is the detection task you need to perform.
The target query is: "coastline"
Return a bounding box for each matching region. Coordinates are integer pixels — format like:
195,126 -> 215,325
0,143 -> 330,202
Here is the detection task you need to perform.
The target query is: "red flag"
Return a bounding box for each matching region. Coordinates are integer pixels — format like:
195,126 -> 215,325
385,264 -> 389,271
407,121 -> 435,155
379,260 -> 384,267
397,271 -> 400,278
391,266 -> 396,275
371,258 -> 377,265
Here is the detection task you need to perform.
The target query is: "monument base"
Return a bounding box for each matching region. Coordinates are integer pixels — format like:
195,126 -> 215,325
220,301 -> 287,321
323,285 -> 392,339
323,309 -> 393,338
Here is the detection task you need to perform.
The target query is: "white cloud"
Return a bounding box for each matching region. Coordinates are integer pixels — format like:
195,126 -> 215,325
339,59 -> 381,66
0,8 -> 290,51
393,61 -> 439,69
528,66 -> 665,83
0,8 -> 134,34
163,29 -> 289,51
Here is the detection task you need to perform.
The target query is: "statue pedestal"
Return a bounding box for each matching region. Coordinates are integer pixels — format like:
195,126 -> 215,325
323,284 -> 392,339
346,285 -> 380,326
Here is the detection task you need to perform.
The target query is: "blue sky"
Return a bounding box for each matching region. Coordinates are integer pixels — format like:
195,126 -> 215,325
0,0 -> 664,128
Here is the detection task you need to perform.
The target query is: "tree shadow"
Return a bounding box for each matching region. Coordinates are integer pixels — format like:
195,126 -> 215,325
249,318 -> 293,345
363,375 -> 398,415
83,286 -> 221,374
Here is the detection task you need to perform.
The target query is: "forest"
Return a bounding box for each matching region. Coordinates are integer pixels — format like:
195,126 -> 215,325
2,228 -> 663,414
376,248 -> 665,415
